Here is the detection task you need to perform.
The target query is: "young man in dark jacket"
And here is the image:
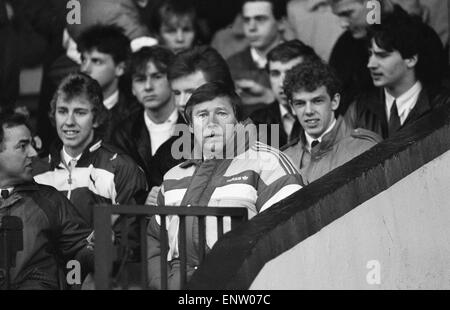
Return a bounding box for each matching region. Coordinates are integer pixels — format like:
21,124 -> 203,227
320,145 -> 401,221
0,112 -> 94,290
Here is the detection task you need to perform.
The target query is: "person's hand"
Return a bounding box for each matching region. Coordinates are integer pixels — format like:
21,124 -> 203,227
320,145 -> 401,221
145,186 -> 161,206
236,79 -> 275,105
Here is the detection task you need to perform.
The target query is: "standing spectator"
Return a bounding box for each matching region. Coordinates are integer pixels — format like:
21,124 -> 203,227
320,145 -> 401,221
78,25 -> 141,140
328,0 -> 446,116
148,0 -> 206,54
250,40 -> 321,148
227,0 -> 288,116
112,46 -> 185,205
345,12 -> 450,139
283,59 -> 380,184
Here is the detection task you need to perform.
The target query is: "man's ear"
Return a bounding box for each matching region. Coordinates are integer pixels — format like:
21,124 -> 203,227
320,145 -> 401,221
331,93 -> 341,111
188,123 -> 193,134
405,54 -> 418,69
115,61 -> 126,77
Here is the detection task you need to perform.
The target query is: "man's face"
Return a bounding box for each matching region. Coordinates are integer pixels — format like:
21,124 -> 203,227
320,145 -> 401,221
80,49 -> 124,94
269,57 -> 303,107
160,14 -> 196,54
132,61 -> 173,111
367,40 -> 414,90
0,125 -> 37,185
55,96 -> 98,157
291,86 -> 339,139
331,0 -> 368,39
242,1 -> 280,51
170,70 -> 207,114
190,96 -> 237,158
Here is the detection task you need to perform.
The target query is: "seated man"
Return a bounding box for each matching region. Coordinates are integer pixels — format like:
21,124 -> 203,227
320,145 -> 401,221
227,0 -> 287,115
0,112 -> 94,290
142,45 -> 237,205
345,12 -> 450,139
78,24 -> 140,140
282,59 -> 381,184
147,82 -> 303,289
33,73 -> 147,232
250,39 -> 321,148
112,46 -> 184,203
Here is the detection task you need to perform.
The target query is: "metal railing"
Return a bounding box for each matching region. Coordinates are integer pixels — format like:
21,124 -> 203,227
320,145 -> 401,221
93,205 -> 248,290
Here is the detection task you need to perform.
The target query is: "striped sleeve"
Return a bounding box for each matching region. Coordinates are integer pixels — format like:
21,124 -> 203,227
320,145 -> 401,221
254,144 -> 303,212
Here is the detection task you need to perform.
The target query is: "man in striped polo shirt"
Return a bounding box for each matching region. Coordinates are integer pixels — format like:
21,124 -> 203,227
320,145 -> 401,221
147,81 -> 303,289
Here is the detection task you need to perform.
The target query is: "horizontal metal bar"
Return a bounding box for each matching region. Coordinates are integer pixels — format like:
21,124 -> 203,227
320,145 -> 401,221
95,205 -> 248,218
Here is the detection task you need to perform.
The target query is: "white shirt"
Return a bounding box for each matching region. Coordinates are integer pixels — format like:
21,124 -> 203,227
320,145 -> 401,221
279,104 -> 296,137
144,109 -> 178,156
62,147 -> 82,168
250,47 -> 268,69
103,90 -> 119,110
385,81 -> 423,125
305,118 -> 336,152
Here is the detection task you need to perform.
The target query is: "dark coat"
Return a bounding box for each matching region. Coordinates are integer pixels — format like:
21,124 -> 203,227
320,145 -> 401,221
111,110 -> 187,190
345,87 -> 450,139
0,182 -> 94,290
249,101 -> 301,149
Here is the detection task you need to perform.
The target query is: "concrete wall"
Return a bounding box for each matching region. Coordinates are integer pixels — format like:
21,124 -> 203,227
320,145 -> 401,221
250,150 -> 450,290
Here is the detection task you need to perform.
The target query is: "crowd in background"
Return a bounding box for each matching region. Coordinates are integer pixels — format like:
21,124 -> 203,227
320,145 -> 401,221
1,0 -> 449,290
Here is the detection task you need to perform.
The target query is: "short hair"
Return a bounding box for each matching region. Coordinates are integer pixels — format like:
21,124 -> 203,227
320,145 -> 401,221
128,46 -> 176,77
241,0 -> 287,20
267,40 -> 320,70
0,112 -> 32,150
368,10 -> 446,87
167,46 -> 234,88
77,24 -> 131,64
150,0 -> 197,33
49,73 -> 108,129
284,58 -> 341,101
184,81 -> 243,125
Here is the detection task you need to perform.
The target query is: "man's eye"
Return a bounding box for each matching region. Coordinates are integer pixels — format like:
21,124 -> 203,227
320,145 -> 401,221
197,113 -> 208,119
133,77 -> 145,82
217,111 -> 228,117
56,109 -> 67,114
76,111 -> 88,116
173,90 -> 181,96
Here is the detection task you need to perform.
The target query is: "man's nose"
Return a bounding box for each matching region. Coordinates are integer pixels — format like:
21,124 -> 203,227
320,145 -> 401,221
339,17 -> 350,30
367,54 -> 377,69
304,102 -> 314,115
80,60 -> 91,74
144,77 -> 153,90
207,113 -> 218,126
248,19 -> 257,31
28,144 -> 38,158
64,112 -> 76,125
176,29 -> 184,42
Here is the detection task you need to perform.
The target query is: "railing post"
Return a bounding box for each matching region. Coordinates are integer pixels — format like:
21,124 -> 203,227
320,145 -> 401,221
94,206 -> 113,290
140,216 -> 149,290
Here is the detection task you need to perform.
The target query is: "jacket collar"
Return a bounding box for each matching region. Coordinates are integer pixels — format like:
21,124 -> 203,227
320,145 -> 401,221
47,138 -> 103,169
